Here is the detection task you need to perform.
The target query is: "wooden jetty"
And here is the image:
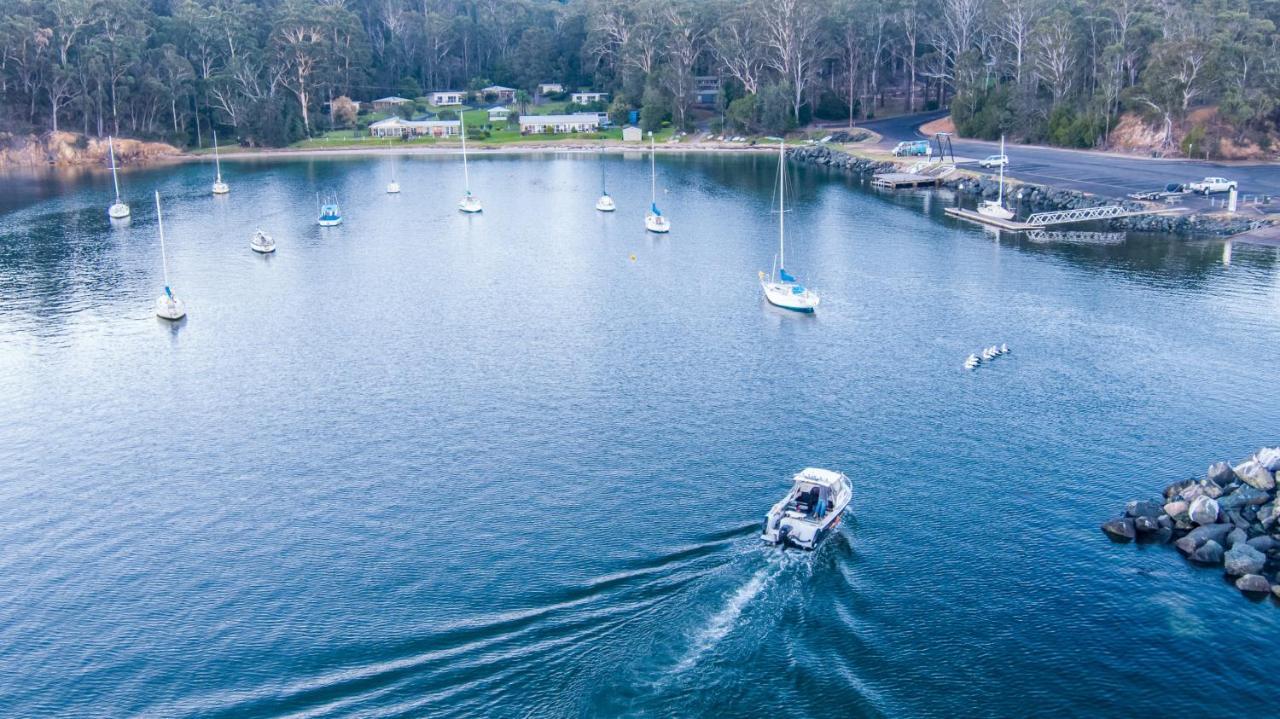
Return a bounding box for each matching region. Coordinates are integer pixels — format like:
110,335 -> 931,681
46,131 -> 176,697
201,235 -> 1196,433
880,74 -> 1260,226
871,172 -> 938,189
944,205 -> 1188,231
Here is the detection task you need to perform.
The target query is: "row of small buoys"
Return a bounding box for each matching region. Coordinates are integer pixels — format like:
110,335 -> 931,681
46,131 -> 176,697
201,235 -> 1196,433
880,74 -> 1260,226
964,343 -> 1010,370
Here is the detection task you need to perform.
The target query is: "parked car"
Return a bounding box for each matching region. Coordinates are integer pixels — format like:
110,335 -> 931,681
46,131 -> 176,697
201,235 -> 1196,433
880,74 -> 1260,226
892,140 -> 932,157
978,154 -> 1009,168
1187,177 -> 1238,194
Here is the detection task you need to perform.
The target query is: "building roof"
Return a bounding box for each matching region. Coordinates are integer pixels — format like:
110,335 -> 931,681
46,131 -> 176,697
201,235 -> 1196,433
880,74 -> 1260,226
482,85 -> 515,92
372,96 -> 411,104
520,114 -> 601,124
488,106 -> 510,112
370,117 -> 459,128
429,90 -> 462,95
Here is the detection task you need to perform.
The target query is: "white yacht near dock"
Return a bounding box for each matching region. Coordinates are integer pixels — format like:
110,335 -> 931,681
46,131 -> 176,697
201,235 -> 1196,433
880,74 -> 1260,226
761,468 -> 852,550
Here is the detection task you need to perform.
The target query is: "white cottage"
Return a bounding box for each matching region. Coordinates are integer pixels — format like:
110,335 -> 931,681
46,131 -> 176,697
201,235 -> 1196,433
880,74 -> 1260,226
369,117 -> 461,138
519,113 -> 601,134
428,90 -> 464,106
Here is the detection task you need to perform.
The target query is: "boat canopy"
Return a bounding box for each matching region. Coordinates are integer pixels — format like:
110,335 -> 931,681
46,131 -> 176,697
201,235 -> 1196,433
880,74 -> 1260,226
792,467 -> 846,488
779,268 -> 796,283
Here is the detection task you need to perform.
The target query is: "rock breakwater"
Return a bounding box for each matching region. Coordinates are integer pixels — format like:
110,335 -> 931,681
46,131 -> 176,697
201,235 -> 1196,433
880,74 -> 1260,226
1103,446 -> 1280,600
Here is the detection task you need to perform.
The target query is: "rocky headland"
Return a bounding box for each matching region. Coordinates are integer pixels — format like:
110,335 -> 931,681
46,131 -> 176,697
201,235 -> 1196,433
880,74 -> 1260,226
0,131 -> 179,168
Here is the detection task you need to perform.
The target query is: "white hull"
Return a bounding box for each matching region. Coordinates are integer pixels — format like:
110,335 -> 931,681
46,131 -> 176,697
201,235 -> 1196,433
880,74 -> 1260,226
645,214 -> 669,233
596,195 -> 616,212
251,232 -> 275,253
155,295 -> 186,320
459,196 -> 483,213
386,182 -> 400,194
212,182 -> 229,195
977,201 -> 1014,220
761,279 -> 819,312
108,202 -> 130,219
761,468 -> 852,550
318,217 -> 342,226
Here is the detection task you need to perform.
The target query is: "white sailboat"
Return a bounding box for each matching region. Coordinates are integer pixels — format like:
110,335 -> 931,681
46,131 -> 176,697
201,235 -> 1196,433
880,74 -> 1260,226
759,138 -> 819,313
386,140 -> 400,194
644,134 -> 669,232
977,135 -> 1014,220
595,159 -> 615,212
211,131 -> 229,195
152,192 -> 186,320
250,229 -> 275,253
107,136 -> 130,219
457,115 -> 482,213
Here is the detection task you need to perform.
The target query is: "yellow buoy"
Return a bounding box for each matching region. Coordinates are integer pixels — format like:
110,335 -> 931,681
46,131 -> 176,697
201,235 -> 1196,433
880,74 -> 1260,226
629,254 -> 636,261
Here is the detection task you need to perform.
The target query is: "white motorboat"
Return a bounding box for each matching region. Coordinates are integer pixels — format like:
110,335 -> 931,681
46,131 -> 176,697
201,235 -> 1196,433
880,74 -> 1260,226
317,195 -> 342,226
211,130 -> 229,195
644,134 -> 669,232
250,229 -> 275,253
759,138 -> 819,313
152,191 -> 186,321
386,141 -> 401,193
458,115 -> 482,212
761,468 -> 853,550
107,136 -> 130,219
977,135 -> 1013,220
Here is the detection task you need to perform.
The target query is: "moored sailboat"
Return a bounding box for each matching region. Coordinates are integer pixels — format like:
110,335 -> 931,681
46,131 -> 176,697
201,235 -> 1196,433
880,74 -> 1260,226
458,115 -> 482,213
977,135 -> 1014,220
107,136 -> 130,219
211,131 -> 229,195
758,138 -> 819,313
644,134 -> 669,232
152,191 -> 186,320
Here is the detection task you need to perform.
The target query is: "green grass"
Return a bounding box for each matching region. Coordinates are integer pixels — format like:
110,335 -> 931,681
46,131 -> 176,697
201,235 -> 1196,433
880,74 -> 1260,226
285,124 -> 687,150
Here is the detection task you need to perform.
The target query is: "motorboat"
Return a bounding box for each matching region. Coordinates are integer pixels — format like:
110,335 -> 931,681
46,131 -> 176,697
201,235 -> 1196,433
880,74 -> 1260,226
761,468 -> 852,550
976,135 -> 1014,220
152,191 -> 186,321
759,138 -> 819,312
458,115 -> 482,212
250,229 -> 275,253
318,196 -> 342,226
107,136 -> 130,219
211,130 -> 229,195
644,134 -> 669,232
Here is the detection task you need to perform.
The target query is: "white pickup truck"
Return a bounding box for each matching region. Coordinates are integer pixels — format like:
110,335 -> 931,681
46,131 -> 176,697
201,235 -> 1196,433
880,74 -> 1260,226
1187,177 -> 1237,194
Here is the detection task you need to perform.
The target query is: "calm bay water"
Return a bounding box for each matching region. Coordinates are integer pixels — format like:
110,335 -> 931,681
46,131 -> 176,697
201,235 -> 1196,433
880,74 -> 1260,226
1,150 -> 1278,718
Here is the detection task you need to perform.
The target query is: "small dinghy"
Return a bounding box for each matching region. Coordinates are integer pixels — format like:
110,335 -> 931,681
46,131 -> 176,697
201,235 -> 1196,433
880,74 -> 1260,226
761,468 -> 852,550
964,354 -> 982,370
250,229 -> 275,253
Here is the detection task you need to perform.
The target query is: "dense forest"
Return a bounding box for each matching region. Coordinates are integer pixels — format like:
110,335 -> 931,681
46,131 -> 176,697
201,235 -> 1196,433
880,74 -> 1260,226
1,0 -> 1277,154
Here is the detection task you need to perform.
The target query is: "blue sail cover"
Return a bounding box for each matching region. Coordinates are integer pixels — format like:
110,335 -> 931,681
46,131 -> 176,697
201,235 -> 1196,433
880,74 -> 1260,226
791,285 -> 806,294
650,203 -> 662,216
779,269 -> 797,283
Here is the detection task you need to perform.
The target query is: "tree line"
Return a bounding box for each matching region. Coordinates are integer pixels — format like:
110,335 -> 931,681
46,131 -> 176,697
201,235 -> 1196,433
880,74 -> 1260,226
1,0 -> 1276,153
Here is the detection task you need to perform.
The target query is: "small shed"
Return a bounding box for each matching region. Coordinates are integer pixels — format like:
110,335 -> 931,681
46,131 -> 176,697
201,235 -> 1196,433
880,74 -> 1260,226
488,106 -> 511,122
622,126 -> 642,143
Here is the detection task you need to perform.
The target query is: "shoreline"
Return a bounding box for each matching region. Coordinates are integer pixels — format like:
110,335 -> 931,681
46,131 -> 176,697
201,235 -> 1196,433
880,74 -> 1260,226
202,140 -> 781,162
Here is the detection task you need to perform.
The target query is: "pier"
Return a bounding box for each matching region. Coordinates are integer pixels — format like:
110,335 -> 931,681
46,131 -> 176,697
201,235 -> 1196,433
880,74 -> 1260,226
871,172 -> 939,189
1230,222 -> 1280,247
944,205 -> 1188,231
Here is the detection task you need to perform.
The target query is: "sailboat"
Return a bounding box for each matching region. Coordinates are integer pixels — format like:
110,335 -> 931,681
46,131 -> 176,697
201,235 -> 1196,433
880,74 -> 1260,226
317,194 -> 342,226
758,138 -> 819,313
386,140 -> 401,194
107,136 -> 130,219
152,191 -> 186,320
977,135 -> 1014,220
250,229 -> 275,253
595,155 -> 615,211
211,131 -> 229,195
644,134 -> 669,232
457,115 -> 482,212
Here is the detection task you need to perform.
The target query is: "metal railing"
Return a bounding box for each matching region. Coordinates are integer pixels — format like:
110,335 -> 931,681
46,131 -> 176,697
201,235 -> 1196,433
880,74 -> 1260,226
1025,205 -> 1128,226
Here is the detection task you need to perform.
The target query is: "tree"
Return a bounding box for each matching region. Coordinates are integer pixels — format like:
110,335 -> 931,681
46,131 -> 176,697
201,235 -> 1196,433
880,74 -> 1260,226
330,95 -> 358,127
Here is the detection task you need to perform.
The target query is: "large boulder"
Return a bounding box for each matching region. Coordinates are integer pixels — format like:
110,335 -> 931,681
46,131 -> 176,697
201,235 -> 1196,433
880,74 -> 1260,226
1163,501 -> 1190,522
1185,523 -> 1233,546
1257,447 -> 1280,472
1219,485 -> 1270,510
1234,460 -> 1275,491
1224,543 -> 1266,576
1179,483 -> 1206,502
1164,479 -> 1196,502
1246,535 -> 1276,553
1235,574 -> 1271,595
1134,515 -> 1160,534
1101,518 -> 1136,541
1175,535 -> 1199,555
1207,461 -> 1236,486
1188,496 -> 1220,525
1226,527 -> 1249,548
1195,480 -> 1223,499
1190,540 -> 1224,565
1125,500 -> 1163,519
1259,503 -> 1278,530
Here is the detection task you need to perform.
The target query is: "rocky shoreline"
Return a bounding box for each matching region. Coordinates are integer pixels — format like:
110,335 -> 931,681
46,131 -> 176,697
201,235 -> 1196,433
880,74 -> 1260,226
0,131 -> 179,168
788,144 -> 1267,237
1102,447 -> 1280,600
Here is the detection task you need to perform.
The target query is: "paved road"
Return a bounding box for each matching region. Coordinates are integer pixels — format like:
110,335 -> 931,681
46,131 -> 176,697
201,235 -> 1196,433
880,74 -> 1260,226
858,112 -> 1280,206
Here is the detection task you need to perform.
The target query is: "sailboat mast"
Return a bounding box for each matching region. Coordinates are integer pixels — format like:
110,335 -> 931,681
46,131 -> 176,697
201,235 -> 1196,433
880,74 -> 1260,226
460,114 -> 470,193
154,191 -> 170,290
650,134 -> 656,205
108,136 -> 121,201
997,135 -> 1005,205
389,141 -> 397,182
213,130 -> 222,181
778,138 -> 786,271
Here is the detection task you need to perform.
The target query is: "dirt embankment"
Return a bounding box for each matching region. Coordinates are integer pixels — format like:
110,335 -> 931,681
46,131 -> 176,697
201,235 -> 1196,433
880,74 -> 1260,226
1105,109 -> 1278,161
919,116 -> 956,136
0,131 -> 180,168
